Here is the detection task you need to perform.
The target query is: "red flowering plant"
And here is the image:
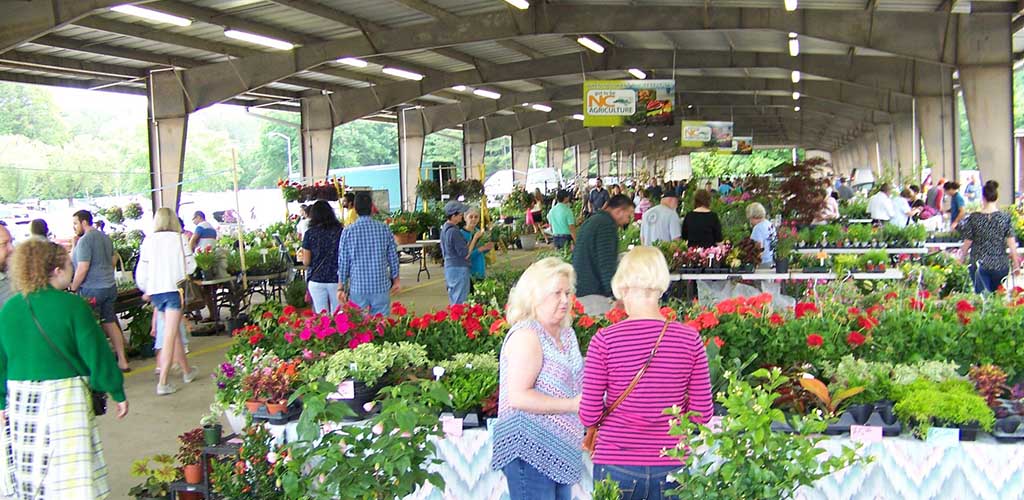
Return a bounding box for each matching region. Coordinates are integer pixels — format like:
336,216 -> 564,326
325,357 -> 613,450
380,302 -> 506,360
241,357 -> 301,405
246,301 -> 389,361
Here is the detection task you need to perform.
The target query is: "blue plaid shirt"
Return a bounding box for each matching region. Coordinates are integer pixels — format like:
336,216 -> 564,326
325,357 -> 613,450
337,217 -> 400,295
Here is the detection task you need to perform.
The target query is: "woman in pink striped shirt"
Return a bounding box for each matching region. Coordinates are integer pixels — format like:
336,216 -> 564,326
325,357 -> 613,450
579,247 -> 713,499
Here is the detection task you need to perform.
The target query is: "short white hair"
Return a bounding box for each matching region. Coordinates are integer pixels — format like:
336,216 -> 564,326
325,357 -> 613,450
465,206 -> 480,217
746,202 -> 767,220
507,257 -> 576,328
612,246 -> 670,299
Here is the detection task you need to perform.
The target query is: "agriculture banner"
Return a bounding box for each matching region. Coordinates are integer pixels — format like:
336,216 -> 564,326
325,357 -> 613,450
733,136 -> 753,155
680,121 -> 734,151
583,79 -> 675,127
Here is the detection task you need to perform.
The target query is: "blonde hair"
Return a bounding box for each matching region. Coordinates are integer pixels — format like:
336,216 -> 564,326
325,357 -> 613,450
153,207 -> 182,233
506,257 -> 576,328
611,246 -> 670,299
746,202 -> 767,220
10,240 -> 68,295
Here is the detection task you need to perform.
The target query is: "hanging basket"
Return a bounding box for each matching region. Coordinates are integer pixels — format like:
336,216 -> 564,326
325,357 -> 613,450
394,232 -> 418,245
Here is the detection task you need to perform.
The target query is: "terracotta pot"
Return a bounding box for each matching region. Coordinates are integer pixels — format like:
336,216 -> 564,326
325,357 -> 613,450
265,402 -> 288,417
393,232 -> 418,245
244,400 -> 265,414
183,463 -> 203,484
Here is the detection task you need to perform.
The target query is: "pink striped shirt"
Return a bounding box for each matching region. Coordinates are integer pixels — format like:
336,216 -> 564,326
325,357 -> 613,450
579,319 -> 713,465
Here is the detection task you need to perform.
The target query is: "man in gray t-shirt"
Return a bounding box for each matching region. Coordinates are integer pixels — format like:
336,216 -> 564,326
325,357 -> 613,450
70,210 -> 129,371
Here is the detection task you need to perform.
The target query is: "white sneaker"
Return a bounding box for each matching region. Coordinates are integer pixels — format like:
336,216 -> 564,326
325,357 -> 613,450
183,367 -> 200,384
157,383 -> 178,396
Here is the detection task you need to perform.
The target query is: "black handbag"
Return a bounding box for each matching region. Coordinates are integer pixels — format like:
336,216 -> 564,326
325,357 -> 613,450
24,299 -> 108,416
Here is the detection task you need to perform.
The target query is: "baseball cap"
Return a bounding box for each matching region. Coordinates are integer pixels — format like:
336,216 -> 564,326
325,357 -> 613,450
444,201 -> 469,217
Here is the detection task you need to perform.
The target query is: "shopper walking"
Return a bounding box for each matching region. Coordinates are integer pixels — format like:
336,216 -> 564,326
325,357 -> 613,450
747,202 -> 776,265
136,208 -> 197,395
959,181 -> 1021,293
0,239 -> 128,499
946,181 -> 967,231
547,190 -> 577,250
69,210 -> 129,372
680,190 -> 722,248
526,189 -> 549,243
441,201 -> 472,305
336,193 -> 400,315
573,195 -> 636,315
580,247 -> 712,499
640,190 -> 681,245
490,257 -> 583,500
189,211 -> 218,251
0,224 -> 13,308
460,207 -> 494,281
301,200 -> 343,314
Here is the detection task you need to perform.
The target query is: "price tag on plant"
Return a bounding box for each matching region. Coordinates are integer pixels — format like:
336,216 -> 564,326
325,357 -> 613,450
441,416 -> 463,438
849,425 -> 882,443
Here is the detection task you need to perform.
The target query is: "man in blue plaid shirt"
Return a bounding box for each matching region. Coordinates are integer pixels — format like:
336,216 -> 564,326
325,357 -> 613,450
337,193 -> 400,315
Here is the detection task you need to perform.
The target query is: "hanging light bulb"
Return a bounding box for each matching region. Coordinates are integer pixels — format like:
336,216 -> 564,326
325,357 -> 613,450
784,0 -> 798,11
792,91 -> 801,100
791,70 -> 801,83
788,33 -> 800,57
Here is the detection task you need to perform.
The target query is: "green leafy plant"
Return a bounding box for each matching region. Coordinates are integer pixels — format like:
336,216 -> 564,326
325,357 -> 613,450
128,454 -> 178,498
705,339 -> 758,398
284,277 -> 308,308
438,353 -> 499,413
416,179 -> 441,201
663,368 -> 867,499
894,379 -> 995,437
123,202 -> 144,220
176,427 -> 205,467
619,223 -> 641,252
387,211 -> 423,235
210,424 -> 281,499
593,474 -> 623,500
798,376 -> 865,415
846,224 -> 873,245
101,205 -> 125,224
822,356 -> 894,404
833,255 -> 860,275
304,342 -> 430,388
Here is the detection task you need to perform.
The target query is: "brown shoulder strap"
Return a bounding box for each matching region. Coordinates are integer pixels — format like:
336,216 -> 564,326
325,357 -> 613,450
594,320 -> 670,426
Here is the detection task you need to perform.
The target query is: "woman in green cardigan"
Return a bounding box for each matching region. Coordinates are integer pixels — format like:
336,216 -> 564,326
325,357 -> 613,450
0,239 -> 128,499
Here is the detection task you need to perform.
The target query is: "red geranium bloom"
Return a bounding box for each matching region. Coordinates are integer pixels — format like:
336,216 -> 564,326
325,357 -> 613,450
605,308 -> 628,324
405,330 -> 415,337
806,334 -> 824,347
660,306 -> 677,321
909,298 -> 925,311
857,315 -> 879,331
261,311 -> 275,319
391,302 -> 408,316
769,313 -> 785,326
866,304 -> 884,317
956,300 -> 975,314
451,304 -> 466,317
572,299 -> 585,315
489,309 -> 500,318
684,319 -> 702,331
846,331 -> 866,347
300,309 -> 315,318
434,310 -> 448,322
716,299 -> 737,315
577,315 -> 595,328
847,307 -> 861,315
467,331 -> 477,340
463,317 -> 483,335
489,319 -> 507,334
248,332 -> 263,346
283,305 -> 297,316
918,290 -> 932,299
795,302 -> 819,319
712,336 -> 725,348
697,312 -> 719,329
884,292 -> 898,301
958,313 -> 971,326
471,304 -> 484,318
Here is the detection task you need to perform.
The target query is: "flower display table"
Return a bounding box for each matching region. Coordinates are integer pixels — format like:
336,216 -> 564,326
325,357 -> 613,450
670,270 -> 904,281
405,429 -> 1023,500
795,247 -> 929,255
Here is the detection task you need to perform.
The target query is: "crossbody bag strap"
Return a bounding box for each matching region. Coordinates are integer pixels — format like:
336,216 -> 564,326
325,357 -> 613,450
24,297 -> 86,378
593,320 -> 670,427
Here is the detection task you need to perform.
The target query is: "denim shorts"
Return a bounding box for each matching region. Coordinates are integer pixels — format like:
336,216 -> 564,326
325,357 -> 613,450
79,286 -> 118,323
151,291 -> 182,312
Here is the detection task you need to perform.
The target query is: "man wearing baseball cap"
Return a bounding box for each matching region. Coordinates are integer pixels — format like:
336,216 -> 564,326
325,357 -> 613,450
441,200 -> 472,304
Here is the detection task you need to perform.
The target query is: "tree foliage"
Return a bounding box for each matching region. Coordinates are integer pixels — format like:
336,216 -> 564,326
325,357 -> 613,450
691,148 -> 795,179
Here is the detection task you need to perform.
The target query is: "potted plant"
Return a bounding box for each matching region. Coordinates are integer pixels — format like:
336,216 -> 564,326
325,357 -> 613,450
123,201 -> 144,220
201,405 -> 223,447
969,364 -> 1009,408
177,427 -> 205,484
438,353 -> 499,422
846,224 -> 873,247
416,179 -> 441,204
894,379 -> 994,440
264,360 -> 299,417
387,212 -> 423,245
705,340 -> 758,416
128,454 -> 178,500
773,226 -> 796,273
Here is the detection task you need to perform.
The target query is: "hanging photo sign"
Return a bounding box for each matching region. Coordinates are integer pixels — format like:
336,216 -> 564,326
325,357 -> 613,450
733,136 -> 753,155
583,79 -> 675,127
680,121 -> 734,151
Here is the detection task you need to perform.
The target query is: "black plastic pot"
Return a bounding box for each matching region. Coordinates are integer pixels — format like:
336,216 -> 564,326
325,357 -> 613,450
713,403 -> 728,416
959,421 -> 980,441
995,416 -> 1021,434
875,400 -> 897,425
774,259 -> 789,273
337,381 -> 382,420
846,403 -> 874,425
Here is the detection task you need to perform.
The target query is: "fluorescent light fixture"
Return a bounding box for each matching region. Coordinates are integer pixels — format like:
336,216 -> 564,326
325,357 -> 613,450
382,67 -> 424,81
647,132 -> 655,137
503,0 -> 531,9
111,5 -> 192,26
789,32 -> 799,38
629,127 -> 637,133
687,104 -> 693,109
577,36 -> 605,54
794,106 -> 801,112
452,85 -> 468,92
530,103 -> 552,112
224,30 -> 294,50
952,70 -> 960,79
572,114 -> 585,120
784,0 -> 798,11
662,137 -> 669,141
788,38 -> 800,57
791,70 -> 801,83
628,68 -> 647,80
337,57 -> 368,68
473,88 -> 501,99
792,91 -> 801,100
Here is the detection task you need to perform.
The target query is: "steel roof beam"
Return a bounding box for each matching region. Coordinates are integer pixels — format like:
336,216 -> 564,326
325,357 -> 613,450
0,0 -> 144,53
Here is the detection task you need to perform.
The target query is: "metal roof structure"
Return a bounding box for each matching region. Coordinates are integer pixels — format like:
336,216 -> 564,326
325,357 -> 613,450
1,0 -> 1020,208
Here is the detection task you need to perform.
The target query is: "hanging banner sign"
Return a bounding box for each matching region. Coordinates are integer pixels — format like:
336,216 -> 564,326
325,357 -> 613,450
583,79 -> 675,127
680,121 -> 734,151
733,136 -> 753,155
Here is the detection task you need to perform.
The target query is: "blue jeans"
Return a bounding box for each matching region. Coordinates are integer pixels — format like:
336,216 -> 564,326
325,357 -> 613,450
350,291 -> 390,316
307,281 -> 339,314
593,464 -> 681,500
444,266 -> 471,305
501,459 -> 572,500
553,235 -> 573,249
971,265 -> 1008,293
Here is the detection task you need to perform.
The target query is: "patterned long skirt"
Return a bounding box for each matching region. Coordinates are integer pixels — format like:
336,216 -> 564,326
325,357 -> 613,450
1,378 -> 110,500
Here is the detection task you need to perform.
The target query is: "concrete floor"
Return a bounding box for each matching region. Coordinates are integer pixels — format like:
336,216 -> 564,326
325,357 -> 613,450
101,249 -> 541,499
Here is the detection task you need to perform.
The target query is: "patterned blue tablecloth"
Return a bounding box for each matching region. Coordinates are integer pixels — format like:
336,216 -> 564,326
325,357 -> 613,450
406,428 -> 1024,500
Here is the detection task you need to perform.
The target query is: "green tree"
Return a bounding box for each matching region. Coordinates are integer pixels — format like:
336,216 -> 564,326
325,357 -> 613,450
691,148 -> 795,179
423,130 -> 462,169
484,136 -> 511,178
0,82 -> 67,144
